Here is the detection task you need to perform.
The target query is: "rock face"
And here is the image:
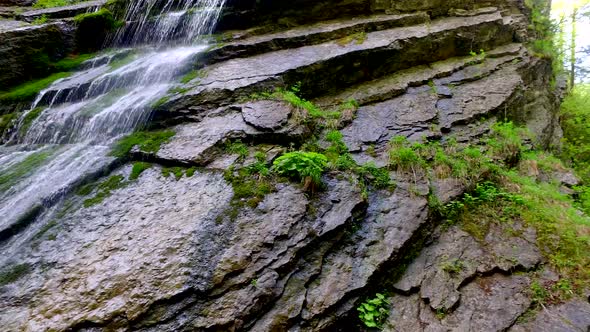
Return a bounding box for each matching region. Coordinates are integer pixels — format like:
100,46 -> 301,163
0,21 -> 75,88
0,1 -> 584,332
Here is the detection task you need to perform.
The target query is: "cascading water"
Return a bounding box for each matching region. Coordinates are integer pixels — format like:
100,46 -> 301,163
0,0 -> 226,238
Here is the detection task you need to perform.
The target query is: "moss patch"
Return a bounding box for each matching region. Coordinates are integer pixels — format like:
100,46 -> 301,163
19,107 -> 45,136
82,175 -> 127,207
0,263 -> 30,286
0,148 -> 55,193
129,162 -> 152,180
0,73 -> 71,103
110,130 -> 175,158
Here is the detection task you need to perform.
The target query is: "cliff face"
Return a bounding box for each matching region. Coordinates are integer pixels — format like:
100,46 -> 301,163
0,0 -> 588,331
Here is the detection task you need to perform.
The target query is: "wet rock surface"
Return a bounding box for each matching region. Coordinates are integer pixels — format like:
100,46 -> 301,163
0,1 -> 580,331
0,21 -> 75,89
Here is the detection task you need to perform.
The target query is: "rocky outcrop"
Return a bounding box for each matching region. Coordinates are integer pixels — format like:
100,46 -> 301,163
0,21 -> 75,88
0,1 -> 581,332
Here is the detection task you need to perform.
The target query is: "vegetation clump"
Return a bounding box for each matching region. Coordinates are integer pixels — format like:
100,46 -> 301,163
0,264 -> 30,286
161,166 -> 197,180
357,293 -> 390,329
82,175 -> 127,207
129,162 -> 152,180
272,151 -> 328,190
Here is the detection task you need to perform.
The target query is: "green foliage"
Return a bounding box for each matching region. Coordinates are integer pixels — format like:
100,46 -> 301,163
252,84 -> 341,124
0,113 -> 17,137
442,182 -> 524,229
337,32 -> 367,46
225,140 -> 249,161
388,136 -> 426,175
223,166 -> 273,210
357,293 -> 390,329
272,151 -> 328,187
129,162 -> 151,180
82,175 -> 127,207
0,264 -> 30,286
33,0 -> 69,8
32,15 -> 48,25
487,122 -> 527,165
110,130 -> 175,158
440,258 -> 465,275
358,162 -> 392,190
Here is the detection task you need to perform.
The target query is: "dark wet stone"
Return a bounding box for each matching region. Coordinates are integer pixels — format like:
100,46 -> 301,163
241,100 -> 292,131
388,274 -> 533,331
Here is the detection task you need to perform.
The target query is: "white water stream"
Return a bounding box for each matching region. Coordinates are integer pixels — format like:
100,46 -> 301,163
0,0 -> 226,234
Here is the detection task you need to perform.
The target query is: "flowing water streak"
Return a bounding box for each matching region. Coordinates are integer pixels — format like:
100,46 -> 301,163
0,0 -> 226,237
116,0 -> 226,45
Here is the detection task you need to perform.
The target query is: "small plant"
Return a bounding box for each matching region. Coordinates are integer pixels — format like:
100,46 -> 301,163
440,259 -> 465,275
337,32 -> 367,46
32,15 -> 48,25
272,151 -> 328,190
357,293 -> 390,329
225,140 -> 249,161
388,136 -> 426,180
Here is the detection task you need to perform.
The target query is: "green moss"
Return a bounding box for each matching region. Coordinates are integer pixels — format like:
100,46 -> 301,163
19,107 -> 45,136
33,220 -> 57,239
225,140 -> 249,161
161,167 -> 186,180
74,9 -> 123,52
0,263 -> 30,286
129,162 -> 152,180
52,53 -> 96,72
0,113 -> 18,137
151,96 -> 170,109
388,136 -> 427,173
251,85 -> 340,123
32,15 -> 48,25
0,148 -> 55,193
337,32 -> 367,46
83,175 -> 127,207
224,167 -> 274,210
180,69 -> 206,84
33,0 -> 69,8
0,72 -> 71,103
108,52 -> 138,72
110,130 -> 175,158
73,9 -> 120,28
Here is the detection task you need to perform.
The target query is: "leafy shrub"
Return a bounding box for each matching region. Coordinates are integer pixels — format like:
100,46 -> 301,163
272,151 -> 328,188
357,293 -> 390,329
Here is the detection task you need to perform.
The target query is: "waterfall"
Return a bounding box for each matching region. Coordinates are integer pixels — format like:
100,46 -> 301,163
0,0 -> 226,234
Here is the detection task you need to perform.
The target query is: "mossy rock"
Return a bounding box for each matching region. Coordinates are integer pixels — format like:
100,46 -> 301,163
74,9 -> 123,53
